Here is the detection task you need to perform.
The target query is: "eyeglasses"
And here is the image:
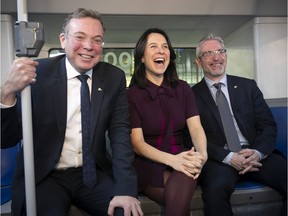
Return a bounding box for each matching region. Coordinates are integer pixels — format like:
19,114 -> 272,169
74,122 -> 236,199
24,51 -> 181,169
67,33 -> 104,47
198,49 -> 227,59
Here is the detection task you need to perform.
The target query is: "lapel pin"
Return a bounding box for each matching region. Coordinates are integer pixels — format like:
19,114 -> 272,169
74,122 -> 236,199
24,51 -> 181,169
234,86 -> 238,88
98,88 -> 103,91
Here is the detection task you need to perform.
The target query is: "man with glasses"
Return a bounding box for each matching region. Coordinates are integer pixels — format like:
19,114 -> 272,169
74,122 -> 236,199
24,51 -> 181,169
1,8 -> 143,216
191,33 -> 287,216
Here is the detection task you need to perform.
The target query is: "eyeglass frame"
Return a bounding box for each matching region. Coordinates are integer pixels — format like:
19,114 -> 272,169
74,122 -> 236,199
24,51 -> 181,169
66,32 -> 105,47
198,49 -> 227,59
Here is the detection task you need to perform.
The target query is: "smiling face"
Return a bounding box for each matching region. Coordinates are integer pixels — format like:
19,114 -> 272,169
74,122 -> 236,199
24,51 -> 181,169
142,33 -> 170,84
196,39 -> 227,82
59,17 -> 104,73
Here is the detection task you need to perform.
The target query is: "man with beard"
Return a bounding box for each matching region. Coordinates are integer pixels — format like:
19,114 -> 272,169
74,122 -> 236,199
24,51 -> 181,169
191,33 -> 287,216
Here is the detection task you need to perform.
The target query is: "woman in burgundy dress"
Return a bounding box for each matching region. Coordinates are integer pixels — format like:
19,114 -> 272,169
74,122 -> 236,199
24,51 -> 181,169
128,28 -> 207,215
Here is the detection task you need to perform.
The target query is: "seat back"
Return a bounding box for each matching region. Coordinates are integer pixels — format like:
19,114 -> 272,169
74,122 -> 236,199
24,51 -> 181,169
270,106 -> 287,157
1,143 -> 20,204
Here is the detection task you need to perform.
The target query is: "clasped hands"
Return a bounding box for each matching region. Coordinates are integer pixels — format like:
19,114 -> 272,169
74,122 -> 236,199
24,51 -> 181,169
230,148 -> 262,174
172,147 -> 207,179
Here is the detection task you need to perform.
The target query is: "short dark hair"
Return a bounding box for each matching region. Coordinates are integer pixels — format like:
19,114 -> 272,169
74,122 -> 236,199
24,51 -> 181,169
62,8 -> 105,34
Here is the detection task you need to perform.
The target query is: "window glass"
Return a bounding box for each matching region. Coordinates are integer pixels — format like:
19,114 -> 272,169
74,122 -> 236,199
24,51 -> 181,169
48,47 -> 203,86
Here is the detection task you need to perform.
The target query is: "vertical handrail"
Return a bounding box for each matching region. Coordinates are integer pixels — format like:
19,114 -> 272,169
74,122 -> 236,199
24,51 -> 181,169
17,0 -> 37,215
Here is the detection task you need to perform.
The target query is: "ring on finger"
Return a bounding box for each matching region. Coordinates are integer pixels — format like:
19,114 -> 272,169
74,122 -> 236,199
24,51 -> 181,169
31,78 -> 37,84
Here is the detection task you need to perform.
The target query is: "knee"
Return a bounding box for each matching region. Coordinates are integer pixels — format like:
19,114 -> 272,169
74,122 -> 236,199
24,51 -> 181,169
201,182 -> 234,201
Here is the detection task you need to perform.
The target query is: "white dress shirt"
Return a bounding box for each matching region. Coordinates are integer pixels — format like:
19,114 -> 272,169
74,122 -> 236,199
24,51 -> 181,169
56,58 -> 92,169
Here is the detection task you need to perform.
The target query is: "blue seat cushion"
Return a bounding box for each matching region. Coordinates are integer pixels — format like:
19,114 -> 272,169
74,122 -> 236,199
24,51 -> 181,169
270,106 -> 287,157
235,181 -> 265,190
1,186 -> 12,205
1,143 -> 20,205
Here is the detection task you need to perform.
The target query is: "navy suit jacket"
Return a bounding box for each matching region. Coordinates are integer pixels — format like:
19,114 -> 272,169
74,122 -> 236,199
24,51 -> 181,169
1,55 -> 137,215
192,75 -> 277,163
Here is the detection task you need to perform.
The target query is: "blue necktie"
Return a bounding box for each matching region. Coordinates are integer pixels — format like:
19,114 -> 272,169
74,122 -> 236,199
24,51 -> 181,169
214,83 -> 242,152
77,74 -> 97,188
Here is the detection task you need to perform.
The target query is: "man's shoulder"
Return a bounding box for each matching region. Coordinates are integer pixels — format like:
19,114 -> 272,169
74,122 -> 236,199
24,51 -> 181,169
227,74 -> 255,83
35,55 -> 65,67
36,54 -> 65,64
93,62 -> 126,85
191,79 -> 205,91
96,61 -> 123,72
227,75 -> 258,90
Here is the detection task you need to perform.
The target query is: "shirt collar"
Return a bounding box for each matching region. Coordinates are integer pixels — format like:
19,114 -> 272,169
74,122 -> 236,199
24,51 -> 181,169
65,57 -> 93,80
204,74 -> 227,89
145,79 -> 175,100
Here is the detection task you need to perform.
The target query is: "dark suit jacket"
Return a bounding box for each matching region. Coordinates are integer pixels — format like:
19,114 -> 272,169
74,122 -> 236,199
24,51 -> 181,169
1,55 -> 137,215
192,75 -> 277,163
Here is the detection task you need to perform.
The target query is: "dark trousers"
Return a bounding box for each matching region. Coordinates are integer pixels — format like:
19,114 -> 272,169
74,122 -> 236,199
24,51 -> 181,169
19,167 -> 124,216
199,152 -> 287,216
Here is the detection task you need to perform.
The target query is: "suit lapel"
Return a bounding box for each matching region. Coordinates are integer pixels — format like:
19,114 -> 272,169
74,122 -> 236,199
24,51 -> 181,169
226,75 -> 248,138
53,57 -> 68,142
198,79 -> 223,127
227,75 -> 240,113
90,64 -> 104,150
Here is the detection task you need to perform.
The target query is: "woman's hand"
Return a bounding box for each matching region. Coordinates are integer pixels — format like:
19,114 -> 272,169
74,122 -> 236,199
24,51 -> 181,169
170,147 -> 206,179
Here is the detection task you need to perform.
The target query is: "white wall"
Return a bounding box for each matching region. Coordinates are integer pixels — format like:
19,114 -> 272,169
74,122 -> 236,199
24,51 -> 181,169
3,0 -> 287,16
254,17 -> 287,99
1,15 -> 15,85
225,20 -> 255,79
225,17 -> 287,100
2,0 -> 259,15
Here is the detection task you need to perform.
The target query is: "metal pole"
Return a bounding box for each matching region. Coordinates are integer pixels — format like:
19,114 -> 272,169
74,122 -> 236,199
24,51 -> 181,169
17,0 -> 37,215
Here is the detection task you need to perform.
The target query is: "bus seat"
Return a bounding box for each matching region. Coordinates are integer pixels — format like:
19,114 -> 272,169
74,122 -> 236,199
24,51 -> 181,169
234,106 -> 287,192
1,143 -> 20,205
235,181 -> 265,190
270,106 -> 287,157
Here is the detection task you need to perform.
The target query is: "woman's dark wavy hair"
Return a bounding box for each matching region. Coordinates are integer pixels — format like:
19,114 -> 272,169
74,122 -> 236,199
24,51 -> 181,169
129,28 -> 179,88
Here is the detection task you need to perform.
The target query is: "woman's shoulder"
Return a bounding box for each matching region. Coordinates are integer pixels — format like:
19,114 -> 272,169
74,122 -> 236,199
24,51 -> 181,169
127,85 -> 145,98
177,79 -> 190,86
175,79 -> 192,91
